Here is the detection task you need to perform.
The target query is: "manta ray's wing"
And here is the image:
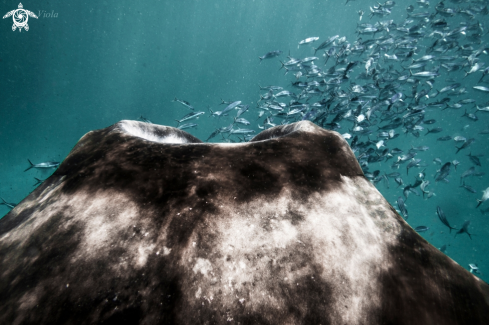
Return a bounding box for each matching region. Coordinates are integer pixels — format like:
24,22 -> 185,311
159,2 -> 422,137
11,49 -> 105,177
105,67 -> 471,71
2,10 -> 15,19
25,10 -> 38,19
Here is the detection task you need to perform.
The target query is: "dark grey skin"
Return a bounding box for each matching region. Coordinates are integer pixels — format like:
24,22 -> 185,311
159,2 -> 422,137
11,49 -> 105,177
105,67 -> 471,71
0,120 -> 488,325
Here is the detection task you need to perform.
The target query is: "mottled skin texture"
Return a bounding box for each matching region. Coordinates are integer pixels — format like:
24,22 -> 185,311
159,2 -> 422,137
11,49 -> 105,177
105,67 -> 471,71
0,120 -> 488,325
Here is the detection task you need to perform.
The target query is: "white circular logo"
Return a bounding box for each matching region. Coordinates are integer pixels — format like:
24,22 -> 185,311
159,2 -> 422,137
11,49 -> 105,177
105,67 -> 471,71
3,3 -> 38,32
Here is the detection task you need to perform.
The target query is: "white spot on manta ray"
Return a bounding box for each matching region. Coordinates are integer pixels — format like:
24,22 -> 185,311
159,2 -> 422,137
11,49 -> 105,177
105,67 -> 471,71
162,246 -> 172,256
195,287 -> 202,299
270,219 -> 298,248
193,258 -> 213,276
137,243 -> 156,267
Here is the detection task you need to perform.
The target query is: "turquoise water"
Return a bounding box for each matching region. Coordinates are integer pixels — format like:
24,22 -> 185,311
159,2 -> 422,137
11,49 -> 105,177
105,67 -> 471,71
0,0 -> 488,282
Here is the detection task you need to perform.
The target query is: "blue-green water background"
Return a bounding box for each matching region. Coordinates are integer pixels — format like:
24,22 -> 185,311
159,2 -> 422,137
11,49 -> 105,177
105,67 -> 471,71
0,0 -> 488,281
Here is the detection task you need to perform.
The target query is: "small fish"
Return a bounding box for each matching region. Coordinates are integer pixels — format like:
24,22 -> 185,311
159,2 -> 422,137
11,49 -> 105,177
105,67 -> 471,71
453,136 -> 466,142
274,91 -> 291,98
175,111 -> 205,125
395,177 -> 404,187
437,136 -> 452,141
473,86 -> 489,92
138,116 -> 152,123
461,110 -> 478,121
476,187 -> 489,208
467,153 -> 481,166
301,56 -> 318,63
455,220 -> 472,240
406,158 -> 421,175
219,123 -> 235,134
24,159 -> 60,172
460,181 -> 477,193
413,55 -> 435,63
234,117 -> 250,125
397,197 -> 408,219
313,35 -> 339,54
220,101 -> 242,118
475,105 -> 489,112
177,123 -> 198,130
435,162 -> 451,183
469,263 -> 481,274
33,177 -> 45,186
439,244 -> 447,253
384,53 -> 398,61
426,127 -> 443,135
298,37 -> 319,48
479,66 -> 489,83
236,105 -> 250,117
420,180 -> 430,198
208,107 -> 224,118
415,226 -> 429,233
280,58 -> 302,70
358,10 -> 364,20
452,160 -> 460,170
230,128 -> 256,135
259,50 -> 282,61
440,83 -> 461,93
464,63 -> 481,78
172,97 -> 194,110
0,197 -> 16,209
456,138 -> 475,154
411,145 -> 429,151
206,129 -> 221,142
461,167 -> 476,182
411,70 -> 440,78
436,206 -> 458,233
398,152 -> 417,162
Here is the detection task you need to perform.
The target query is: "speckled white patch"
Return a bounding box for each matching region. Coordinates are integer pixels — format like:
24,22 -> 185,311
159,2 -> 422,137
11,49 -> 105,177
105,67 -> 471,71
193,258 -> 213,276
176,176 -> 402,324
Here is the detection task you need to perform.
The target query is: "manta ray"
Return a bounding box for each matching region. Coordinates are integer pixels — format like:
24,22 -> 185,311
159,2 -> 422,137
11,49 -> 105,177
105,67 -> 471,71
0,120 -> 488,324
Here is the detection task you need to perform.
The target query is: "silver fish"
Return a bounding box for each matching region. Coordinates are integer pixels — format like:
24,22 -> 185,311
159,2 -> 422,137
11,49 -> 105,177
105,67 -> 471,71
24,159 -> 60,172
220,101 -> 242,118
175,112 -> 205,125
436,206 -> 457,233
177,123 -> 198,130
298,37 -> 319,48
415,226 -> 429,233
171,97 -> 194,110
397,197 -> 408,219
259,50 -> 282,61
0,197 -> 16,209
455,220 -> 472,239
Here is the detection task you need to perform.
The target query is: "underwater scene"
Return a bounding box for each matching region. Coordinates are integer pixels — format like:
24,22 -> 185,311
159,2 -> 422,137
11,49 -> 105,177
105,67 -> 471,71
0,0 -> 488,286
